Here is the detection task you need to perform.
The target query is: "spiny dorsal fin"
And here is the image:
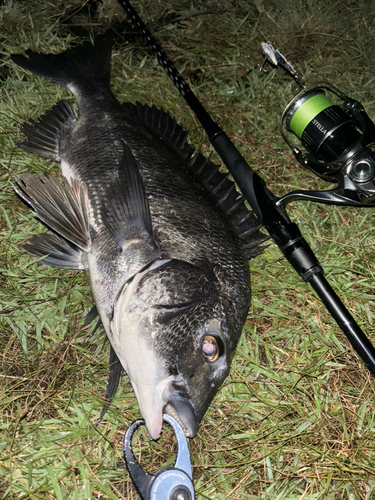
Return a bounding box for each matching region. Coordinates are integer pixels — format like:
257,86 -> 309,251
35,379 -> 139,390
123,102 -> 268,257
17,100 -> 77,162
187,151 -> 269,257
101,142 -> 155,249
123,102 -> 191,158
15,174 -> 90,251
22,233 -> 87,269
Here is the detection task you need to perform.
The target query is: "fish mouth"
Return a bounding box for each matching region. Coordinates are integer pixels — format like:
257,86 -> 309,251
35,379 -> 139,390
165,394 -> 199,438
134,375 -> 199,440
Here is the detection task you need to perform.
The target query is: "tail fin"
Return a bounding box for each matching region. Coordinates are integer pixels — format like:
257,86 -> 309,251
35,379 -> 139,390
11,35 -> 112,96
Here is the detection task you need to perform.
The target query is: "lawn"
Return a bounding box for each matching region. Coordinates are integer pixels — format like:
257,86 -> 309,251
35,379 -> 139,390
1,0 -> 375,498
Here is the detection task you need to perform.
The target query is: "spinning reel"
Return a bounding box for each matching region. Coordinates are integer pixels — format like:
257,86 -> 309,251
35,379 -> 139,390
261,42 -> 375,208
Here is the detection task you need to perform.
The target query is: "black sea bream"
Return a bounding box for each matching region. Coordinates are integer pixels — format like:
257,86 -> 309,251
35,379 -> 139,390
12,37 -> 266,439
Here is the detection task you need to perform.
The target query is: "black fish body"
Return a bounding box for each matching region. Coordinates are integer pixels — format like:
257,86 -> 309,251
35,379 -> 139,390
12,37 -> 265,439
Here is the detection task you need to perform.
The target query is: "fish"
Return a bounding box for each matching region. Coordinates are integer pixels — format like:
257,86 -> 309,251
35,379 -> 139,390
11,36 -> 267,439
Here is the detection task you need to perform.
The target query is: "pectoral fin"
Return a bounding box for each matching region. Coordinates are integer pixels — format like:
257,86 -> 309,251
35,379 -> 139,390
102,143 -> 155,250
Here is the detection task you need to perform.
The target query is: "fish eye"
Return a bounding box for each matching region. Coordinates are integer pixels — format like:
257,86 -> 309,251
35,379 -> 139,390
201,335 -> 222,362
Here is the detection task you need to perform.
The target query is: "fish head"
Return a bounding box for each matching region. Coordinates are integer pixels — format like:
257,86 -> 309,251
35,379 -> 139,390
110,258 -> 249,440
166,315 -> 234,433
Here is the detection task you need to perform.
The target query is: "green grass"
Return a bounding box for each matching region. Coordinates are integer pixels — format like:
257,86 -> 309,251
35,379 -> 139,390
1,0 -> 375,498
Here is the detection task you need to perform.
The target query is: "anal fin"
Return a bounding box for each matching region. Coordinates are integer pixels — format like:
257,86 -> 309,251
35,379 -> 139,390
18,100 -> 77,161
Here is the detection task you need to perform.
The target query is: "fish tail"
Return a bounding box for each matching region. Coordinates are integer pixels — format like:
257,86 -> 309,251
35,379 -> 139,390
11,35 -> 112,97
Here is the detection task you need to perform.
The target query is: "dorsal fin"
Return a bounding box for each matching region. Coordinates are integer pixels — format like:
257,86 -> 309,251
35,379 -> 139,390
123,102 -> 268,257
187,152 -> 269,257
123,101 -> 191,158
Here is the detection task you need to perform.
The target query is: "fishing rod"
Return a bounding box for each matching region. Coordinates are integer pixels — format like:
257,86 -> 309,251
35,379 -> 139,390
117,0 -> 375,378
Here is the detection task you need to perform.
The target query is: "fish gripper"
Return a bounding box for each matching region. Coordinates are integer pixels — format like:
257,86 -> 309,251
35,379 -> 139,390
123,414 -> 195,500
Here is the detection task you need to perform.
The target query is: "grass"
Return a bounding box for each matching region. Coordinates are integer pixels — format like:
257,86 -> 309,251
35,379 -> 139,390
1,0 -> 375,498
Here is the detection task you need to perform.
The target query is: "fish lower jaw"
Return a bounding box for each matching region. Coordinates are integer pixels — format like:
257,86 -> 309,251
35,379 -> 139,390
165,403 -> 191,437
162,378 -> 199,438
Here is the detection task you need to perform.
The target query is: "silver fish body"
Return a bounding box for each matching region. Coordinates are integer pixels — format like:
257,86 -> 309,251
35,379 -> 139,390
12,36 -> 265,439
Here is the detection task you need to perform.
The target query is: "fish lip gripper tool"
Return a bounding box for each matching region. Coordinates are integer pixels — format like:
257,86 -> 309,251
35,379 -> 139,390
123,414 -> 195,500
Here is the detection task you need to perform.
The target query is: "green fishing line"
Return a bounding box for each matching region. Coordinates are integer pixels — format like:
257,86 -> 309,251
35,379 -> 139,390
289,93 -> 332,138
